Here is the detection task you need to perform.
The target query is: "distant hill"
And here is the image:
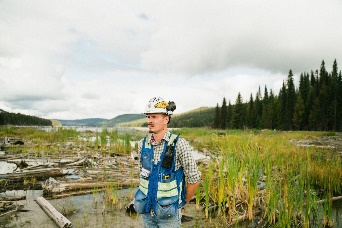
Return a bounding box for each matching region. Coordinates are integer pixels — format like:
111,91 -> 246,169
58,114 -> 145,127
104,114 -> 145,126
168,107 -> 215,128
1,107 -> 214,128
57,118 -> 107,126
117,107 -> 215,128
0,109 -> 52,126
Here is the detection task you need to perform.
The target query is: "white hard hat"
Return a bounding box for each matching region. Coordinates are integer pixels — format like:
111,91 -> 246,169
144,97 -> 176,115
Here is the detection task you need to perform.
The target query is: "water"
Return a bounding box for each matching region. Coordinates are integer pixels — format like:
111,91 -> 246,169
0,189 -> 142,228
0,161 -> 17,174
1,189 -> 341,227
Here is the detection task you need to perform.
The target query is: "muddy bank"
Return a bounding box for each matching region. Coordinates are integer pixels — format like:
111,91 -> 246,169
289,134 -> 342,160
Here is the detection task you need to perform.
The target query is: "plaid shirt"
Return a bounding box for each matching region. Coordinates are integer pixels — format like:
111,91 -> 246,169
138,130 -> 201,184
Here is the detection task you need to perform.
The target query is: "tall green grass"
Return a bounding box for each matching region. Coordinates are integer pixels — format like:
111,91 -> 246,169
185,129 -> 342,227
1,126 -> 341,226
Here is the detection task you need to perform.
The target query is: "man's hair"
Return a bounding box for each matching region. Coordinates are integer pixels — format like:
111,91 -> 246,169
163,114 -> 171,124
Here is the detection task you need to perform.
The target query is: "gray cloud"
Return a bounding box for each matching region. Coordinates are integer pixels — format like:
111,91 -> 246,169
0,0 -> 341,119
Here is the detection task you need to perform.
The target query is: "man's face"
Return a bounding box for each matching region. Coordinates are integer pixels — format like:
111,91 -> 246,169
146,113 -> 169,134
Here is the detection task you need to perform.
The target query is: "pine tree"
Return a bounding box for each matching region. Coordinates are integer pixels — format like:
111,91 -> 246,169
277,81 -> 287,129
213,103 -> 220,129
232,93 -> 244,129
220,98 -> 227,129
227,101 -> 233,129
247,93 -> 255,128
261,85 -> 271,128
292,93 -> 305,130
299,72 -> 311,130
329,59 -> 338,131
286,70 -> 296,130
337,71 -> 342,131
268,90 -> 278,129
318,60 -> 329,130
254,87 -> 263,128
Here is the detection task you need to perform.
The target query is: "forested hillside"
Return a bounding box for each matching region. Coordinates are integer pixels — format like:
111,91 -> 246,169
213,60 -> 342,131
168,107 -> 215,128
0,109 -> 52,126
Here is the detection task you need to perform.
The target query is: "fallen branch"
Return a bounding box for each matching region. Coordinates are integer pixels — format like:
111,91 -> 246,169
0,195 -> 26,201
43,179 -> 140,196
315,195 -> 342,205
36,196 -> 72,228
0,168 -> 64,181
0,205 -> 24,218
0,155 -> 27,161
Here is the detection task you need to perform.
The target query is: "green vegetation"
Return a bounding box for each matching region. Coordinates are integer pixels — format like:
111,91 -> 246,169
1,126 -> 341,226
168,107 -> 214,128
0,109 -> 51,126
57,114 -> 145,127
177,128 -> 341,227
214,59 -> 342,132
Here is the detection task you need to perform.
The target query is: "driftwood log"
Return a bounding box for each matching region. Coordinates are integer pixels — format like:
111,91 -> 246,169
0,204 -> 24,218
36,196 -> 72,228
0,195 -> 26,201
43,179 -> 140,198
0,168 -> 64,181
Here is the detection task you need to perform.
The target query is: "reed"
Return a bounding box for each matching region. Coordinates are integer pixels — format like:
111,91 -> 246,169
181,129 -> 341,227
1,127 -> 341,226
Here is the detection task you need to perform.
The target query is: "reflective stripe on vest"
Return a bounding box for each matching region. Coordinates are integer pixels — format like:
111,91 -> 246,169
157,180 -> 178,198
139,178 -> 179,198
139,178 -> 149,195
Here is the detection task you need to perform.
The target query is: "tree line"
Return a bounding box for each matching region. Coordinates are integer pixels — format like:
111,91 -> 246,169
213,60 -> 342,131
0,109 -> 52,126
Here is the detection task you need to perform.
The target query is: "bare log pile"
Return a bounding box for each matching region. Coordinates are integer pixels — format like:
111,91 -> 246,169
42,177 -> 140,199
2,138 -> 141,197
39,155 -> 140,198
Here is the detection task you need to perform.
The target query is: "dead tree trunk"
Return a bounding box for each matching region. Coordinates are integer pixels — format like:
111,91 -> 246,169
35,196 -> 72,228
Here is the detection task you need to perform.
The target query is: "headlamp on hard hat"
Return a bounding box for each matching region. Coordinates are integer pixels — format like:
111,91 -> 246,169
166,101 -> 176,115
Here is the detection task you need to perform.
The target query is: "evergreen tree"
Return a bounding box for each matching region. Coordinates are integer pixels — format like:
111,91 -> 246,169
261,85 -> 271,128
213,59 -> 341,132
247,94 -> 255,128
220,98 -> 227,129
268,90 -> 278,129
254,87 -> 263,128
277,81 -> 287,129
213,103 -> 220,129
337,71 -> 342,131
227,101 -> 233,129
292,93 -> 305,130
285,70 -> 296,130
232,93 -> 244,129
317,60 -> 329,130
299,72 -> 311,130
329,59 -> 339,131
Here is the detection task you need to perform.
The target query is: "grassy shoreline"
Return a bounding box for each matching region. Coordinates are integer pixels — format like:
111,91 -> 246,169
1,126 -> 341,227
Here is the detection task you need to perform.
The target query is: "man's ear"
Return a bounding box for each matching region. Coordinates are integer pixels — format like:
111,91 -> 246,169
164,115 -> 170,124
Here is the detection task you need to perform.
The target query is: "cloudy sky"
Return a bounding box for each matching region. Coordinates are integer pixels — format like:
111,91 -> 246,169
1,0 -> 342,120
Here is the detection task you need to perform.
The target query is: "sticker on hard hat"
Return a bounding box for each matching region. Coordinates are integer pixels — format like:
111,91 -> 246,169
154,101 -> 168,109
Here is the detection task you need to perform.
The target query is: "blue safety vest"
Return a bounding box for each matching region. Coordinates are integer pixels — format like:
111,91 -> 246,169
133,134 -> 186,218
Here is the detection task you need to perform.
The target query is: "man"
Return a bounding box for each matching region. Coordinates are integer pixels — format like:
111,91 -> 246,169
134,97 -> 201,228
